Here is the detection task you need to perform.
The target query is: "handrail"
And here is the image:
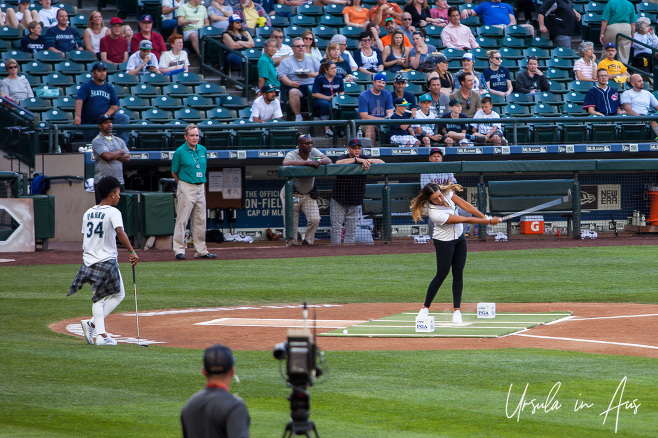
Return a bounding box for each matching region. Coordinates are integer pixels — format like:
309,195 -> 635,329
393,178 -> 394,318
200,35 -> 250,98
614,32 -> 657,79
1,95 -> 37,122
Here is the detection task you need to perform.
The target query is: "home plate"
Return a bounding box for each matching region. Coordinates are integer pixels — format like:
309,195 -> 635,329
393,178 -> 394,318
196,318 -> 367,328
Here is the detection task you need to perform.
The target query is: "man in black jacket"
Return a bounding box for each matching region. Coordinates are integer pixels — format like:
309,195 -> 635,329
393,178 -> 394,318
515,56 -> 551,95
537,0 -> 581,48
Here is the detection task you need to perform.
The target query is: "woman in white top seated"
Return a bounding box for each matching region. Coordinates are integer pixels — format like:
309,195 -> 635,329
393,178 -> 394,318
159,33 -> 190,74
84,10 -> 110,54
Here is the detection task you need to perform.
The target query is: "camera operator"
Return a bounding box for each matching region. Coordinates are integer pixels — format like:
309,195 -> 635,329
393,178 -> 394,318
181,344 -> 250,438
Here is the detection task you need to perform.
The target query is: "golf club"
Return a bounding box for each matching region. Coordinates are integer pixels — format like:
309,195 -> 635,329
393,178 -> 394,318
500,190 -> 571,222
132,265 -> 148,348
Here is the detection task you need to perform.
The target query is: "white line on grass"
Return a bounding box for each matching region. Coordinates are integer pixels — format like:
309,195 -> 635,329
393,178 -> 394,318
569,313 -> 658,321
511,333 -> 658,350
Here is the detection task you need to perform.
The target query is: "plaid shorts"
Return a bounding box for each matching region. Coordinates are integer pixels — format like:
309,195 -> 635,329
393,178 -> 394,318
67,259 -> 122,303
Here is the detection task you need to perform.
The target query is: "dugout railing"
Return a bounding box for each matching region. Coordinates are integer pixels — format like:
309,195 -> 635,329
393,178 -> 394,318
279,159 -> 658,243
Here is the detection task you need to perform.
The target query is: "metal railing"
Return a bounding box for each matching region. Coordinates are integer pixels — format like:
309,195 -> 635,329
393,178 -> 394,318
615,32 -> 657,80
200,35 -> 250,98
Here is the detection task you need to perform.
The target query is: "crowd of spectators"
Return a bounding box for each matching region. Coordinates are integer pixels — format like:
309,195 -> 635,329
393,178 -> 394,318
2,0 -> 657,148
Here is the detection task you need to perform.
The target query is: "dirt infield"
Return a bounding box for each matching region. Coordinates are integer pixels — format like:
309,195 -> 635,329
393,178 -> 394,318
50,302 -> 658,358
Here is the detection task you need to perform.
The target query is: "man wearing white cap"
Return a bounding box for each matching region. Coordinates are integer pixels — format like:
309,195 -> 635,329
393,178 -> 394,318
127,40 -> 160,75
177,0 -> 209,55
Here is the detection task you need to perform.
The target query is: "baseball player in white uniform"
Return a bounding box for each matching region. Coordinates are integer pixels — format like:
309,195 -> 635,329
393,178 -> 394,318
68,176 -> 138,345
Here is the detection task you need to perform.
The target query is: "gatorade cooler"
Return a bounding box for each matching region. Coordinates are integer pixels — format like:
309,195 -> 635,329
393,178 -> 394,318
648,187 -> 658,225
520,215 -> 544,234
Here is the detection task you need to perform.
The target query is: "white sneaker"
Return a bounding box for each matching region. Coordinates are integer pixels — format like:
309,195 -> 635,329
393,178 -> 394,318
81,319 -> 95,345
418,307 -> 429,319
295,114 -> 304,122
96,334 -> 118,346
452,310 -> 462,324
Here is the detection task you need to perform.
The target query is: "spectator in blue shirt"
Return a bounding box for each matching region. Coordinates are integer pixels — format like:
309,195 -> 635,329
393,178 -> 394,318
312,61 -> 345,138
21,21 -> 48,53
45,9 -> 83,53
358,72 -> 394,144
74,62 -> 130,142
583,68 -> 622,116
462,0 -> 534,34
483,49 -> 512,97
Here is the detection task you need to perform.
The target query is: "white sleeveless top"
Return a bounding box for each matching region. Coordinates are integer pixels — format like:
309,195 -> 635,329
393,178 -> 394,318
86,27 -> 108,53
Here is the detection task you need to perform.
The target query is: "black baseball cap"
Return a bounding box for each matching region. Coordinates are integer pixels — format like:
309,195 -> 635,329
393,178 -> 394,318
449,98 -> 461,107
97,114 -> 113,124
261,83 -> 279,94
203,344 -> 235,375
348,138 -> 363,148
91,62 -> 107,71
429,147 -> 443,156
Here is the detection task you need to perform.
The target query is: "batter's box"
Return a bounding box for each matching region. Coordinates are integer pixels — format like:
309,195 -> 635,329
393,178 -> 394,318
319,311 -> 572,338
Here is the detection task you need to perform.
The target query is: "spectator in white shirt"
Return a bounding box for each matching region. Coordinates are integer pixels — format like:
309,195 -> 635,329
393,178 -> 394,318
159,33 -> 190,74
267,27 -> 292,68
621,74 -> 658,139
470,96 -> 504,145
250,84 -> 283,122
127,40 -> 160,75
38,0 -> 59,28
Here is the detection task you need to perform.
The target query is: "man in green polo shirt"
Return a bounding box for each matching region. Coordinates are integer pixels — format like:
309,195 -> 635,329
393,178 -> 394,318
258,38 -> 280,90
171,124 -> 217,260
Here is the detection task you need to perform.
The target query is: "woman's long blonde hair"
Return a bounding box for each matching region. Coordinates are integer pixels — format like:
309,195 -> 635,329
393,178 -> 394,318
410,182 -> 463,222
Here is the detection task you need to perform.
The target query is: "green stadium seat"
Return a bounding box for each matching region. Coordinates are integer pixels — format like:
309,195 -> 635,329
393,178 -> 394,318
562,102 -> 584,115
424,25 -> 443,38
42,109 -> 72,124
333,94 -> 359,120
532,102 -> 559,116
0,50 -> 32,64
238,107 -> 252,119
560,121 -> 588,143
323,4 -> 344,16
121,96 -> 152,111
581,13 -> 602,43
200,26 -> 223,39
142,108 -> 174,123
551,47 -> 579,60
589,121 -> 617,142
52,96 -> 76,112
231,120 -> 265,148
548,81 -> 568,94
503,104 -> 531,117
152,96 -> 184,111
196,82 -> 227,98
218,94 -> 250,110
183,95 -> 216,110
66,84 -> 82,97
44,73 -> 74,87
501,37 -> 526,49
69,14 -> 88,32
284,26 -> 307,39
273,3 -> 295,15
22,61 -> 52,76
297,3 -> 324,16
545,68 -> 571,82
584,1 -> 605,14
75,72 -> 93,84
461,16 -> 481,27
477,25 -> 504,39
269,15 -> 290,28
207,107 -> 238,121
563,91 -> 586,105
529,37 -> 553,49
314,25 -> 338,39
199,122 -> 232,148
344,82 -> 366,96
523,47 -> 550,60
115,108 -> 138,122
163,83 -> 194,97
499,47 -> 523,60
0,26 -> 23,41
173,72 -> 205,86
475,36 -> 499,49
133,83 -> 161,98
34,50 -> 65,64
55,61 -> 85,76
547,57 -> 575,71
403,70 -> 428,84
319,15 -> 343,28
141,72 -> 171,87
443,48 -> 466,60
256,26 -> 273,39
507,93 -> 535,105
21,74 -> 41,87
20,97 -> 52,113
175,107 -> 205,123
109,72 -> 139,86
533,123 -> 560,143
113,85 -> 131,98
535,92 -> 562,105
568,80 -> 594,94
66,50 -> 97,64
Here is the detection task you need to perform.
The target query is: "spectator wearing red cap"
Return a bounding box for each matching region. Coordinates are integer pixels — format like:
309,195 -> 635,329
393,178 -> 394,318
130,14 -> 167,60
100,17 -> 128,64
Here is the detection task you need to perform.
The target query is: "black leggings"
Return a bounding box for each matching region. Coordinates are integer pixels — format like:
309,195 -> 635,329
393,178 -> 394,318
423,234 -> 467,309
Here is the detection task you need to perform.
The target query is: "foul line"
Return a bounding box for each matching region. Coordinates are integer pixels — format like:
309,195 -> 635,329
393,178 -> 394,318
511,333 -> 658,350
570,313 -> 658,321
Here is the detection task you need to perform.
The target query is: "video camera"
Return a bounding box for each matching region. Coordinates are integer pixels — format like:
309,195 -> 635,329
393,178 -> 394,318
273,304 -> 323,437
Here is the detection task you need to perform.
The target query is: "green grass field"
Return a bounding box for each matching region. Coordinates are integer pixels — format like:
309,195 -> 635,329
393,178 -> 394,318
1,246 -> 656,437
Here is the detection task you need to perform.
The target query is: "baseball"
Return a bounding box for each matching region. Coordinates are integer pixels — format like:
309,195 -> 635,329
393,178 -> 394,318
343,329 -> 348,334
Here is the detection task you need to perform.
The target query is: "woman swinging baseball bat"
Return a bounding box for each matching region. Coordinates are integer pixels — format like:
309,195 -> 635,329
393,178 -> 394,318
411,183 -> 502,324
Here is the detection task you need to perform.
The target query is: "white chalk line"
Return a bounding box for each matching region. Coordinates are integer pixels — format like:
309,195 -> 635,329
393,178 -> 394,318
569,313 -> 658,321
511,333 -> 658,350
